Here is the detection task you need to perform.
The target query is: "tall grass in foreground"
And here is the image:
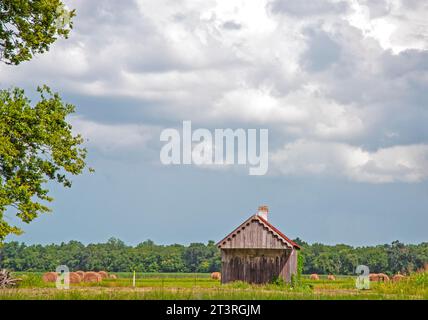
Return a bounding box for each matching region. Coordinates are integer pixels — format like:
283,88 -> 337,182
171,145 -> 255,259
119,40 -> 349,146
0,287 -> 423,300
17,273 -> 53,288
375,271 -> 428,299
2,271 -> 426,300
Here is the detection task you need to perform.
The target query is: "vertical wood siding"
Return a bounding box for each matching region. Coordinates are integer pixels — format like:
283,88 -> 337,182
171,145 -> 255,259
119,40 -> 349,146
220,219 -> 289,249
221,248 -> 297,284
218,217 -> 298,284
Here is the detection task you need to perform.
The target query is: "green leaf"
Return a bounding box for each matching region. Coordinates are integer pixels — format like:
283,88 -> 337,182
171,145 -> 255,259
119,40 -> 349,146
0,86 -> 89,242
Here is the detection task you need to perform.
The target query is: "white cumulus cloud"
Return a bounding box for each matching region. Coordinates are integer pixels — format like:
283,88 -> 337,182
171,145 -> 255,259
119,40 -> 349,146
271,140 -> 428,183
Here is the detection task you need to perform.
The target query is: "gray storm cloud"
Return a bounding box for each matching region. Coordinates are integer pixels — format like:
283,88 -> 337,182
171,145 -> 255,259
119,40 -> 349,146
1,0 -> 427,183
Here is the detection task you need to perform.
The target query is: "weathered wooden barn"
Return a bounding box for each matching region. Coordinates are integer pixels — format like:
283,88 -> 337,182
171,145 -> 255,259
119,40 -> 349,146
216,206 -> 300,284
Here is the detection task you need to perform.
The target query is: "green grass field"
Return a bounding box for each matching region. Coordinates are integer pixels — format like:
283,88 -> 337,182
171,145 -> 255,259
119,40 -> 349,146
1,272 -> 426,300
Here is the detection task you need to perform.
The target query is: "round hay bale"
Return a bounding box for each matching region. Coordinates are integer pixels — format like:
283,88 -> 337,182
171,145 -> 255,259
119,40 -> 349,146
370,273 -> 389,282
83,272 -> 102,283
327,274 -> 336,281
211,272 -> 221,280
378,273 -> 390,282
98,271 -> 108,279
109,274 -> 117,279
42,272 -> 58,283
69,272 -> 82,284
310,274 -> 319,280
369,273 -> 379,281
75,271 -> 85,279
393,274 -> 405,282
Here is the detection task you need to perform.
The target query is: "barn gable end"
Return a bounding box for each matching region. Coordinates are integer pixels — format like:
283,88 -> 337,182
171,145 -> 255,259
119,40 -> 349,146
217,207 -> 300,284
217,215 -> 299,250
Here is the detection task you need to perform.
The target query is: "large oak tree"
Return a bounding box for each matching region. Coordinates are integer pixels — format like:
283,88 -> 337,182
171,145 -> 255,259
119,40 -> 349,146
0,0 -> 75,65
0,0 -> 88,242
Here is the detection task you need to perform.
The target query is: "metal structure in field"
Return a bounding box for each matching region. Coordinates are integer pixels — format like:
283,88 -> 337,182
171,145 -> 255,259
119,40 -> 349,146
216,206 -> 300,284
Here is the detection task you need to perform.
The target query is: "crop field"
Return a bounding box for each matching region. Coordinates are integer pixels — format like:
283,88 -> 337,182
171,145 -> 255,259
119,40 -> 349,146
0,272 -> 427,300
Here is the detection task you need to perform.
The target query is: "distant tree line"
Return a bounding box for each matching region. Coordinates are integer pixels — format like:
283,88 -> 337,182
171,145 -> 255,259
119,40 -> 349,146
0,238 -> 426,275
295,239 -> 428,275
0,238 -> 220,273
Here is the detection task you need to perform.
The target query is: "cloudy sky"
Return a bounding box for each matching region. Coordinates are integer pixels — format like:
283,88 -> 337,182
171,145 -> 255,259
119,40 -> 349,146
1,0 -> 428,246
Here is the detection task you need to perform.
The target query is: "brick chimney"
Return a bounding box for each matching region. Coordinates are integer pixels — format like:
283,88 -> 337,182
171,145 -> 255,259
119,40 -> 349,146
257,205 -> 268,221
